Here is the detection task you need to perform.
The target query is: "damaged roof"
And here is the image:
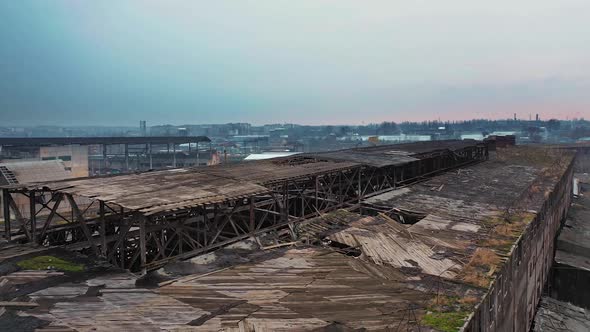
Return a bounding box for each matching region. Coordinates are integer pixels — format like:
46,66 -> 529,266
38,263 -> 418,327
0,147 -> 575,331
309,139 -> 483,167
2,140 -> 484,216
15,168 -> 271,216
533,297 -> 590,332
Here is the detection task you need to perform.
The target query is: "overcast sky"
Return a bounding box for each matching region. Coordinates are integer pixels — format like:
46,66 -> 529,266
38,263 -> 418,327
1,1 -> 589,126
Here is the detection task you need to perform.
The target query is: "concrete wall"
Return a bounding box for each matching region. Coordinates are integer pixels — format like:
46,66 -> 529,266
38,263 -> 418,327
464,160 -> 574,331
40,145 -> 89,178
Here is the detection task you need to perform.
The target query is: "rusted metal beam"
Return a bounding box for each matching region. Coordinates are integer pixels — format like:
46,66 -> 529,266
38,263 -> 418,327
38,193 -> 64,244
66,194 -> 100,257
7,194 -> 31,240
139,216 -> 147,274
99,201 -> 107,257
29,191 -> 36,243
6,142 -> 489,272
106,219 -> 133,266
2,189 -> 11,240
249,198 -> 255,235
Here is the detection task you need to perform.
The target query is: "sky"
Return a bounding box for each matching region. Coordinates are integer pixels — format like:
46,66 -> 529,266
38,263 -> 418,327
1,1 -> 589,126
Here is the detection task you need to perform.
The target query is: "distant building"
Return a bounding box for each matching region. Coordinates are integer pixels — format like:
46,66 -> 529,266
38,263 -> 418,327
39,145 -> 89,177
140,120 -> 147,136
230,135 -> 270,153
0,160 -> 76,219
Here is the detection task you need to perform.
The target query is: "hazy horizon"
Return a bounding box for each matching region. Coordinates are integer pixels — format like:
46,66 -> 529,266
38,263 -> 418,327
1,1 -> 589,126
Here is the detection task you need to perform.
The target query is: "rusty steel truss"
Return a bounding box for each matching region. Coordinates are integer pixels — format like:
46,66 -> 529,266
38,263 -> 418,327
2,142 -> 487,272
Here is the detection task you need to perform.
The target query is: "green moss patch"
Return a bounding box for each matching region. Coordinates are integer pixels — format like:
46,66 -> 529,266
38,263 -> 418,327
422,311 -> 469,332
17,255 -> 84,272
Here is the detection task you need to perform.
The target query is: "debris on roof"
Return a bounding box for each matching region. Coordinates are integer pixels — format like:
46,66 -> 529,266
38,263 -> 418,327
533,297 -> 590,332
0,145 -> 576,331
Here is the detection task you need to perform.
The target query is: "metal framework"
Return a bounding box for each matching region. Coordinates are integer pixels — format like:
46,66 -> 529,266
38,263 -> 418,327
1,141 -> 487,272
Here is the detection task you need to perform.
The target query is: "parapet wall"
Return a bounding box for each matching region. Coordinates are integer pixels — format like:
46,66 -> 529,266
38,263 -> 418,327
464,156 -> 574,331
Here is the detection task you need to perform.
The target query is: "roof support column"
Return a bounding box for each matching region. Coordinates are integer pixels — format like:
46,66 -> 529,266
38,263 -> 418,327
338,172 -> 343,205
124,144 -> 129,172
285,183 -> 290,222
67,194 -> 101,257
249,198 -> 255,235
38,193 -> 63,244
148,143 -> 153,170
29,191 -> 36,243
102,144 -> 108,174
3,189 -> 11,241
300,185 -> 305,218
99,201 -> 107,257
172,143 -> 177,168
315,176 -> 319,215
139,216 -> 147,275
358,168 -> 362,203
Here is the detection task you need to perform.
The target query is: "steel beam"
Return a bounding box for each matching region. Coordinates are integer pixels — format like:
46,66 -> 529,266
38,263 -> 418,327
124,144 -> 129,171
99,201 -> 107,257
38,193 -> 64,244
172,144 -> 176,168
139,216 -> 147,274
29,191 -> 36,243
2,189 -> 11,240
148,143 -> 153,169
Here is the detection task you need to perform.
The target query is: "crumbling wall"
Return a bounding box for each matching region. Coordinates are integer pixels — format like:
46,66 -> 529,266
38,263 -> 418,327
463,157 -> 574,332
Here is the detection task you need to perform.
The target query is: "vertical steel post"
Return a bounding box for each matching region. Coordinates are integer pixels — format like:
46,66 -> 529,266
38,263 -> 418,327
148,143 -> 153,169
3,189 -> 11,241
283,183 -> 288,223
196,142 -> 200,166
102,144 -> 108,174
358,169 -> 362,203
249,198 -> 255,235
29,191 -> 36,243
315,176 -> 319,214
172,143 -> 177,167
124,144 -> 129,171
144,143 -> 148,171
100,201 -> 107,257
91,154 -> 94,175
139,216 -> 147,274
338,172 -> 343,204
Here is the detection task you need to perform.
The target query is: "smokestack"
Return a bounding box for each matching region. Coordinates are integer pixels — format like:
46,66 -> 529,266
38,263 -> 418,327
535,114 -> 539,121
514,113 -> 516,121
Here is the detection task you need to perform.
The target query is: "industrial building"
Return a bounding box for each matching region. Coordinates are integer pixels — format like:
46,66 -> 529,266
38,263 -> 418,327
0,140 -> 578,331
0,160 -> 79,220
0,136 -> 212,176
